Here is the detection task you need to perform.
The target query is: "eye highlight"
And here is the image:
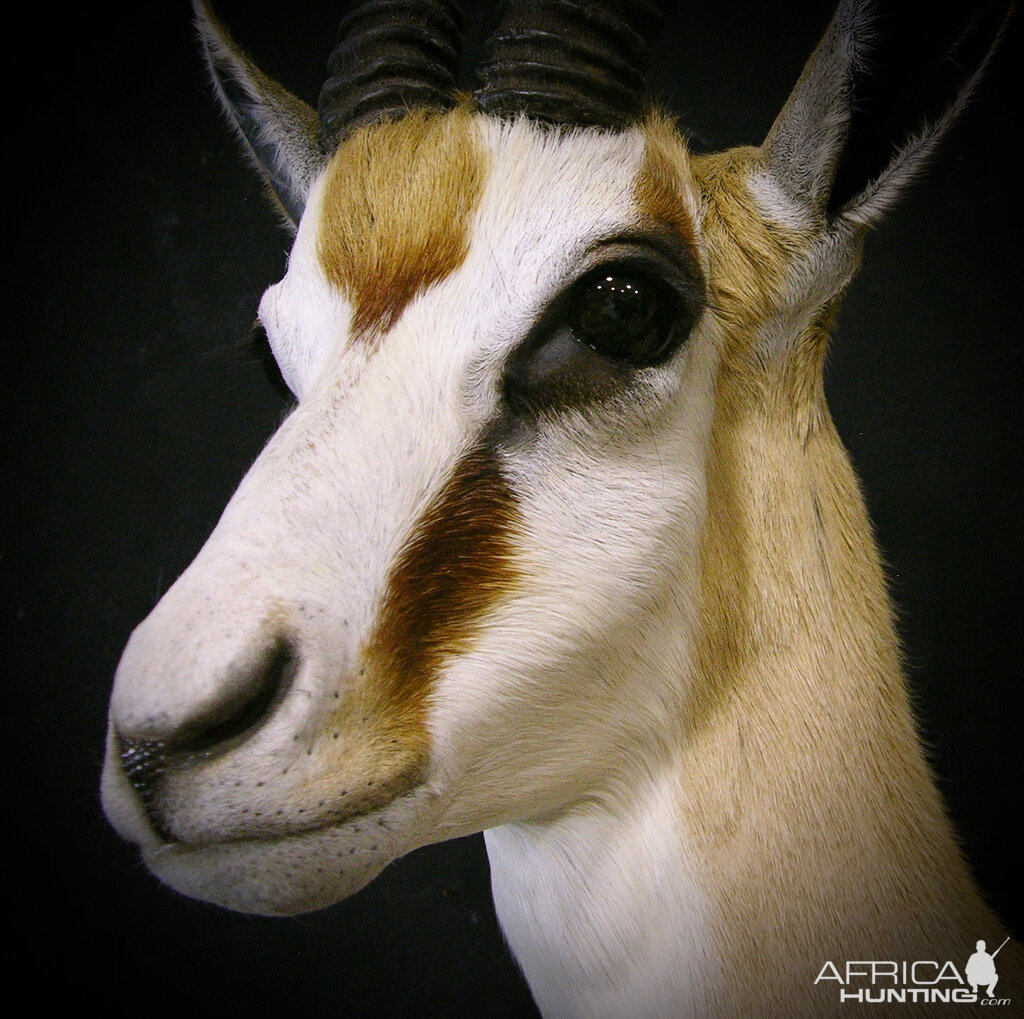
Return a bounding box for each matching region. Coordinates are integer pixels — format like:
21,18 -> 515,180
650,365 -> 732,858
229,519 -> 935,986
568,268 -> 686,367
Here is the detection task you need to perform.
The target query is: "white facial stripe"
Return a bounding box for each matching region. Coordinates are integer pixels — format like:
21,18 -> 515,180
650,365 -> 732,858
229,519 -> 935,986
460,118 -> 649,373
412,120 -> 719,825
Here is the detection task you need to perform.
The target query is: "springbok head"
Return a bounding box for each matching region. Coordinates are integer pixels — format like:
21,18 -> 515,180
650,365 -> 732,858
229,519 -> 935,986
102,0 -> 1008,922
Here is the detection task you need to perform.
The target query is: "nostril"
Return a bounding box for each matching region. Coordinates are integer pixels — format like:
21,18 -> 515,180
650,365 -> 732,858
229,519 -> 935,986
119,736 -> 168,806
175,641 -> 295,756
113,640 -> 295,834
117,734 -> 175,842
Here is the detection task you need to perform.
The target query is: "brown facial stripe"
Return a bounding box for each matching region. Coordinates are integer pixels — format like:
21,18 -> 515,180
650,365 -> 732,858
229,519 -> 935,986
634,113 -> 700,262
317,105 -> 486,343
361,443 -> 522,730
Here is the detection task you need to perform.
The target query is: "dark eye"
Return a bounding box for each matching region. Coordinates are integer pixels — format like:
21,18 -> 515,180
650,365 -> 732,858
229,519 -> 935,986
568,270 -> 683,366
501,251 -> 703,419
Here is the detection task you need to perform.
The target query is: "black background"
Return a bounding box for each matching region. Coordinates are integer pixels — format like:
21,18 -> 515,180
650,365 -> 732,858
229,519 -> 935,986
4,1 -> 1020,1013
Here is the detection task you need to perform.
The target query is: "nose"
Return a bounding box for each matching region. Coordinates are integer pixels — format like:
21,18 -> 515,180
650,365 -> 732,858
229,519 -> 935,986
113,639 -> 295,825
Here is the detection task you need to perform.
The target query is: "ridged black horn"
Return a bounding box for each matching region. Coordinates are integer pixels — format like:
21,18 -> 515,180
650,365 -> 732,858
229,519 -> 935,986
474,0 -> 670,127
318,0 -> 464,152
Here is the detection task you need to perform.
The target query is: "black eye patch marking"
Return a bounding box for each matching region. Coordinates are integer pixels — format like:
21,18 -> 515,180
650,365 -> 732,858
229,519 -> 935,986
502,238 -> 704,418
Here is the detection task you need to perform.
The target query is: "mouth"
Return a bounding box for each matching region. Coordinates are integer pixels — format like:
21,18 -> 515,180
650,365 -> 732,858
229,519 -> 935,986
103,732 -> 438,916
142,776 -> 442,915
143,820 -> 399,915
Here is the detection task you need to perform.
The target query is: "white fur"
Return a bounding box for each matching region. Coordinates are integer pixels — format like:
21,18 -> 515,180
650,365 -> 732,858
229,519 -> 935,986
102,2 -> 1014,1008
102,118 -> 720,955
256,173 -> 355,398
484,770 -> 716,1019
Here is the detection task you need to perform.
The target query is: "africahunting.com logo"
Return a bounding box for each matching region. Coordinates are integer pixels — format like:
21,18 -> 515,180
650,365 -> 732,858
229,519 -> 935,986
814,937 -> 1011,1006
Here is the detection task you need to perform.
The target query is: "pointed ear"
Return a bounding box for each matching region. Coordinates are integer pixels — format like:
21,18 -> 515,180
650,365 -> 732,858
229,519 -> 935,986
194,0 -> 326,231
762,0 -> 1012,230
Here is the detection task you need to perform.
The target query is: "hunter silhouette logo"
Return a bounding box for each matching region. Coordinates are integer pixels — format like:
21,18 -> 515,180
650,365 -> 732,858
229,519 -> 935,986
814,937 -> 1013,1006
966,938 -> 1009,998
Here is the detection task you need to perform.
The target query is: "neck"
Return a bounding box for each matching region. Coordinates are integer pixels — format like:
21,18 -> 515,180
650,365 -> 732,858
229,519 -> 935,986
485,773 -> 715,1018
485,335 -> 1012,1016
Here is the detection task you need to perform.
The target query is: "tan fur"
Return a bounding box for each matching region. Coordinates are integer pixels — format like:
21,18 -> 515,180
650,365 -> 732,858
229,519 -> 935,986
317,105 -> 486,342
298,706 -> 428,829
104,8 -> 1020,996
634,112 -> 700,256
676,143 -> 1019,1015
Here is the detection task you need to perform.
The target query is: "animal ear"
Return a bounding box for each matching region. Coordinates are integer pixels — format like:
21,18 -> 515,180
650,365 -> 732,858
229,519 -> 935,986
761,0 -> 1011,229
194,0 -> 326,231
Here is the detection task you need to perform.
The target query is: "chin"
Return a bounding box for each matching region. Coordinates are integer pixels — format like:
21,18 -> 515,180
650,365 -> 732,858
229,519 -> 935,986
142,831 -> 392,916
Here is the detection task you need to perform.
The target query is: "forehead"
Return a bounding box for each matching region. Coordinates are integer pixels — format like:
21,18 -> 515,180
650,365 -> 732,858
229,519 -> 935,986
310,108 -> 698,344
